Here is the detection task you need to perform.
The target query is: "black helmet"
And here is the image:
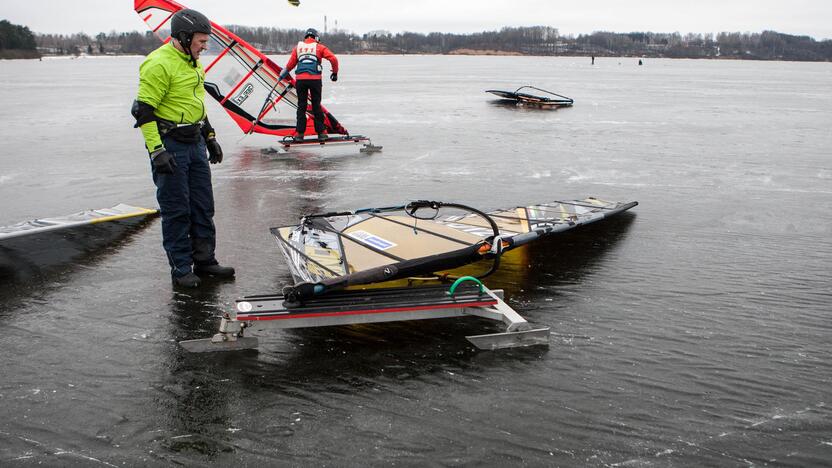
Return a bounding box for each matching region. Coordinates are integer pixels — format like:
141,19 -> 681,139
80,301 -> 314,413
171,9 -> 212,39
170,9 -> 211,66
304,28 -> 319,40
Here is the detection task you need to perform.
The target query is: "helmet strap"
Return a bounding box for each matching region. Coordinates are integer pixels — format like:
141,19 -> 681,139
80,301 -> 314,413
177,32 -> 197,67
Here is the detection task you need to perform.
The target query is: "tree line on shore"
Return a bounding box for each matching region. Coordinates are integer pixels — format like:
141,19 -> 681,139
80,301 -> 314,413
0,20 -> 39,58
3,18 -> 831,61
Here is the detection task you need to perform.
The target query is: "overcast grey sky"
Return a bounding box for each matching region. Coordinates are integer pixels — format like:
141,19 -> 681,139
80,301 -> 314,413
2,0 -> 831,39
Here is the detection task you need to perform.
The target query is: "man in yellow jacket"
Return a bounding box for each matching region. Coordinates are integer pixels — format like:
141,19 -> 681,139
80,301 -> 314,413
133,8 -> 234,288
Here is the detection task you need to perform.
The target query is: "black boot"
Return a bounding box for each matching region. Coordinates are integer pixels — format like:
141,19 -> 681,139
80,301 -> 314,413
195,263 -> 236,278
173,272 -> 201,288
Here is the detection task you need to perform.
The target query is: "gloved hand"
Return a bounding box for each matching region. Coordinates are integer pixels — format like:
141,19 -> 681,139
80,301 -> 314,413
206,137 -> 223,164
150,148 -> 176,174
330,72 -> 338,82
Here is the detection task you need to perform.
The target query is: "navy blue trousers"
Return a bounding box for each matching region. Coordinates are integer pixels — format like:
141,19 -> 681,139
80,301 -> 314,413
151,136 -> 217,278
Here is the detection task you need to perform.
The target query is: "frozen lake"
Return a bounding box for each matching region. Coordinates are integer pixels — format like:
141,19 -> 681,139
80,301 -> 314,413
1,54 -> 831,465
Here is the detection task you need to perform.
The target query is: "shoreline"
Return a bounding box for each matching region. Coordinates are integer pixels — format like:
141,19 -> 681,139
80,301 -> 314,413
7,50 -> 830,62
0,49 -> 41,60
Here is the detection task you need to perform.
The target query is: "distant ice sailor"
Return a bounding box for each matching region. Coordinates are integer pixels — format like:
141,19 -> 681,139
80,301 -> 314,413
132,8 -> 235,288
277,28 -> 339,141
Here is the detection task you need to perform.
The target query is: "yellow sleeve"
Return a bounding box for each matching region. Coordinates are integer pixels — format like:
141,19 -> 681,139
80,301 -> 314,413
139,121 -> 163,152
137,60 -> 168,152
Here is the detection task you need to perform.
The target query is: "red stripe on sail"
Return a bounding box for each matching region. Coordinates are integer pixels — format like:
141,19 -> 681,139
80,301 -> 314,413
153,12 -> 174,33
249,104 -> 274,132
255,89 -> 289,122
205,44 -> 232,73
247,90 -> 286,133
220,67 -> 256,105
226,112 -> 294,137
236,300 -> 499,321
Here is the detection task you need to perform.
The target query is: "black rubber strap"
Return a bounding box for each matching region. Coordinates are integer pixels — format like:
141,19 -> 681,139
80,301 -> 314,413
132,100 -> 157,128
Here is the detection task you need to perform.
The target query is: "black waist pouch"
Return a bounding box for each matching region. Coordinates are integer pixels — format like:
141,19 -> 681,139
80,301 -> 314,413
158,120 -> 202,144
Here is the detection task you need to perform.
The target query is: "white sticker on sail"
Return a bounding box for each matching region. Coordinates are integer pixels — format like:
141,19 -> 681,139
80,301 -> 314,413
348,230 -> 397,250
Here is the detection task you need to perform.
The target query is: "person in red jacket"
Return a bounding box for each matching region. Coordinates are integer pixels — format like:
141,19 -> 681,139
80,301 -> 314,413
278,28 -> 339,141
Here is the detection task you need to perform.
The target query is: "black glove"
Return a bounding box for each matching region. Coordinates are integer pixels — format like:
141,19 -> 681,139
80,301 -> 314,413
206,137 -> 223,164
150,148 -> 176,174
330,72 -> 338,82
